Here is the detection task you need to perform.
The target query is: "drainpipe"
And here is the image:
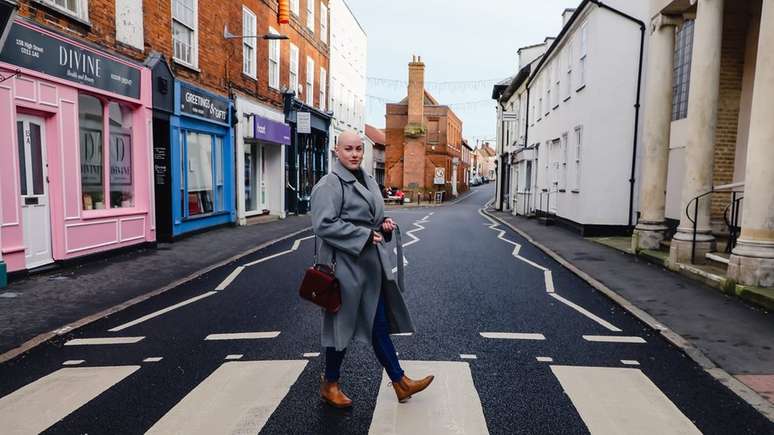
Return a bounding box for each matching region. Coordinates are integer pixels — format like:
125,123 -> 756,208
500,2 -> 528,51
589,0 -> 646,228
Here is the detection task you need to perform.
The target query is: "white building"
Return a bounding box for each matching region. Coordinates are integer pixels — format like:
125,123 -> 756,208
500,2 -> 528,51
500,2 -> 650,235
328,0 -> 368,167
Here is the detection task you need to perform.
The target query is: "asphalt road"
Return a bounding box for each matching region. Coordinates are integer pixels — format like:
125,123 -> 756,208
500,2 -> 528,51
1,185 -> 772,434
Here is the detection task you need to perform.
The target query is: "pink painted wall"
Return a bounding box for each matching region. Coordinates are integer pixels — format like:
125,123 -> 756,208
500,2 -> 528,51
0,25 -> 155,273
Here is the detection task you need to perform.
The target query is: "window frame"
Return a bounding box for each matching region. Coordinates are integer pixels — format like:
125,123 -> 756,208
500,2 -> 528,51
268,26 -> 281,90
242,6 -> 257,78
577,23 -> 588,91
320,3 -> 328,44
306,0 -> 315,33
290,0 -> 300,16
37,0 -> 89,23
319,67 -> 327,112
672,20 -> 694,121
572,125 -> 583,192
289,43 -> 300,93
172,0 -> 199,69
306,56 -> 315,107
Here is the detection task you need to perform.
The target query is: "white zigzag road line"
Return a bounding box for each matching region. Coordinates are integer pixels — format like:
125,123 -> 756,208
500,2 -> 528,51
392,216 -> 431,273
479,205 -> 621,331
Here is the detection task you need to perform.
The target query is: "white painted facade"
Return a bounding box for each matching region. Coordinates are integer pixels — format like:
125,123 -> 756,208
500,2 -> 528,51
328,0 -> 368,167
515,1 -> 650,230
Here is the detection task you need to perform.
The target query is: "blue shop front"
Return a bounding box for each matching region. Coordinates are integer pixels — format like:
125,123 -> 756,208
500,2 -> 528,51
148,55 -> 235,239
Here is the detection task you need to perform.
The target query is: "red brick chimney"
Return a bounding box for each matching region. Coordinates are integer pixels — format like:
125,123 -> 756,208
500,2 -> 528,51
407,55 -> 425,124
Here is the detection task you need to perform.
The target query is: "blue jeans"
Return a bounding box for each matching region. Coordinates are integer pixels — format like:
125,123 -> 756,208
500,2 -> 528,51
325,292 -> 405,382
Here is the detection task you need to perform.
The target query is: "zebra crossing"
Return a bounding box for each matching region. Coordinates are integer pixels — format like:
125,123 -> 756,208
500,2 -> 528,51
0,356 -> 701,434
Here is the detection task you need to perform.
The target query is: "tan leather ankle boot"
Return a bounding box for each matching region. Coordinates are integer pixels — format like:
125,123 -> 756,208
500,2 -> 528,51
392,374 -> 435,403
320,379 -> 353,408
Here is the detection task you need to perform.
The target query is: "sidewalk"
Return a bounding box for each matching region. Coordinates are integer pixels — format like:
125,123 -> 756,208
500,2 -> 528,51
0,216 -> 311,359
487,210 -> 774,414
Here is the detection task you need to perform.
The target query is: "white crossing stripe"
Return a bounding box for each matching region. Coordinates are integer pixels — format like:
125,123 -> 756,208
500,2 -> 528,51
303,352 -> 320,358
62,360 -> 85,366
225,354 -> 243,360
550,366 -> 700,434
536,357 -> 554,363
460,354 -> 477,359
204,331 -> 281,340
550,293 -> 622,332
391,333 -> 413,336
65,336 -> 145,346
621,360 -> 640,366
369,361 -> 490,435
583,335 -> 647,344
109,292 -> 217,332
146,360 -> 307,435
0,366 -> 139,435
143,357 -> 163,363
480,332 -> 546,340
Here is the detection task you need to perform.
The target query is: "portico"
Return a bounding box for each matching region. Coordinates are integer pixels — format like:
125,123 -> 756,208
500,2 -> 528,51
635,0 -> 774,288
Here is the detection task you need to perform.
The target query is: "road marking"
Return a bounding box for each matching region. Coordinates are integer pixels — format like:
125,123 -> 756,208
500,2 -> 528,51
0,366 -> 139,435
369,361 -> 489,435
146,360 -> 307,435
583,335 -> 647,344
242,235 -> 314,268
621,360 -> 640,366
544,270 -> 556,293
215,266 -> 244,291
392,216 -> 432,273
480,332 -> 546,340
303,352 -> 320,358
550,293 -> 622,332
62,360 -> 85,366
460,354 -> 477,359
143,357 -> 163,363
391,332 -> 413,336
204,331 -> 281,340
225,354 -> 243,360
65,336 -> 145,346
550,365 -> 700,434
537,357 -> 554,363
108,292 -> 218,332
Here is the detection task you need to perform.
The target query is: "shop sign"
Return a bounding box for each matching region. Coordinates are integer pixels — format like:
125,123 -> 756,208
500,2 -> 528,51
180,83 -> 228,123
297,111 -> 311,134
80,129 -> 103,186
253,115 -> 291,145
110,133 -> 132,185
433,167 -> 445,185
0,22 -> 141,98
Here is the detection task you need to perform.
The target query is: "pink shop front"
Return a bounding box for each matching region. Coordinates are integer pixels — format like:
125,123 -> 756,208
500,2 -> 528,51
0,20 -> 154,274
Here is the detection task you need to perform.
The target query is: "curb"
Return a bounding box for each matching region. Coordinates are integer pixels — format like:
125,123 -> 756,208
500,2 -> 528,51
481,208 -> 774,422
0,226 -> 312,364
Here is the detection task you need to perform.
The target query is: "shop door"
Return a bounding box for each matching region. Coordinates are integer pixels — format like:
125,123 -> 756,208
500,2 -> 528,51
244,143 -> 267,214
16,115 -> 53,269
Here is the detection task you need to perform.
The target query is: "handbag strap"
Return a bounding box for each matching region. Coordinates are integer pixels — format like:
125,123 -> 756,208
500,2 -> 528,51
314,175 -> 345,268
394,225 -> 405,293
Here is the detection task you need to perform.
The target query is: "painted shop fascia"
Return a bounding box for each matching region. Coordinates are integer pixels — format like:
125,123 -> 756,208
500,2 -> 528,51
147,55 -> 235,241
0,19 -> 155,275
235,93 -> 291,224
283,91 -> 332,215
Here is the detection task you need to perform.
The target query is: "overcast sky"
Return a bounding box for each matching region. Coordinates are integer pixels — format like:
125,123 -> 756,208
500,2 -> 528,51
345,0 -> 582,145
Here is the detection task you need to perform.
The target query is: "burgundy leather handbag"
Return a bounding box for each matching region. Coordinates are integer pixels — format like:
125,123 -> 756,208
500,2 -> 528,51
299,178 -> 344,313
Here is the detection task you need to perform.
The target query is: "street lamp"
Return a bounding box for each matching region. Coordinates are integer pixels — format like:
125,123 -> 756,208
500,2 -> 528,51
223,24 -> 289,40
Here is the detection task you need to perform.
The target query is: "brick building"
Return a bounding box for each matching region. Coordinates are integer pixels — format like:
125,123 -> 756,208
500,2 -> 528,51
385,56 -> 467,201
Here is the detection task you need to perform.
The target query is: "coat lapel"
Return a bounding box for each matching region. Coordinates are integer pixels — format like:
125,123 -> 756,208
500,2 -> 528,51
333,160 -> 376,217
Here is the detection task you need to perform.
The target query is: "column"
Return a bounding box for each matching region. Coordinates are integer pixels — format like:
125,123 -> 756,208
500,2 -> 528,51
633,14 -> 681,251
727,0 -> 774,288
669,0 -> 724,264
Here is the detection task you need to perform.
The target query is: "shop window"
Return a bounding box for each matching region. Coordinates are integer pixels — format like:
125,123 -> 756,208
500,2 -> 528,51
172,0 -> 198,68
182,131 -> 226,217
109,103 -> 134,208
79,94 -> 105,210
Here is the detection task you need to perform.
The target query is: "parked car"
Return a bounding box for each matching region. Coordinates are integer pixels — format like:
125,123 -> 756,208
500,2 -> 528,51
470,176 -> 481,186
481,176 -> 489,184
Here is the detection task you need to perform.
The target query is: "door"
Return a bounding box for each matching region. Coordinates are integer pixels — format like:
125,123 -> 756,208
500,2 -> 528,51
16,115 -> 53,269
245,143 -> 268,215
549,139 -> 561,214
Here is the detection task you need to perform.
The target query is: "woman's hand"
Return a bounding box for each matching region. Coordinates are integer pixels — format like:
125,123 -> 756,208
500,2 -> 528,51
372,231 -> 384,245
381,218 -> 397,234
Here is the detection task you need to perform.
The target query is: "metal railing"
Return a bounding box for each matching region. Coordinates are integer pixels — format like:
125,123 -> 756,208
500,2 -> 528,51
685,181 -> 744,263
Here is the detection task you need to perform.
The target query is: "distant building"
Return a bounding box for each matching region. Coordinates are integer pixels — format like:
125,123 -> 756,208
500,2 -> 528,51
366,124 -> 386,186
385,56 -> 466,200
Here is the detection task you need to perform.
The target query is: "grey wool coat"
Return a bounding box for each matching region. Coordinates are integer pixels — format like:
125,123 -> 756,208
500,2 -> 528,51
310,160 -> 415,351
